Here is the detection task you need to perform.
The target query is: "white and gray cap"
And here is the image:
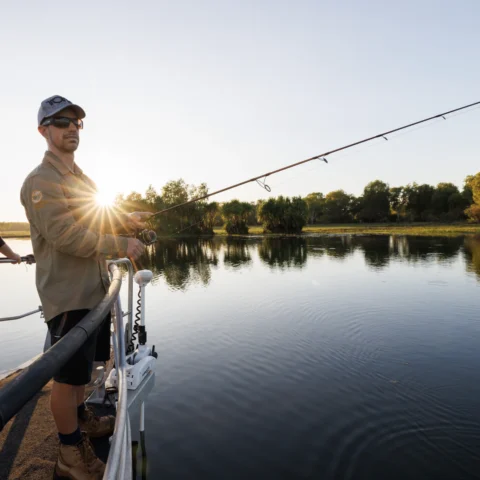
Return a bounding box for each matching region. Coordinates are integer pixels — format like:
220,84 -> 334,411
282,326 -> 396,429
38,95 -> 86,126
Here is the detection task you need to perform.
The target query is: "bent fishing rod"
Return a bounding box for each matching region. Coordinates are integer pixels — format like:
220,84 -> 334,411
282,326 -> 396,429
148,100 -> 480,220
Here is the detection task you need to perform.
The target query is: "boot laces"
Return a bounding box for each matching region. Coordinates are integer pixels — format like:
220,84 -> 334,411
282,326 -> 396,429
78,433 -> 98,467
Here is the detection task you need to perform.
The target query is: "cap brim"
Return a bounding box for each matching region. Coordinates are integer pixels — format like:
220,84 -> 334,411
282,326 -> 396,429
41,104 -> 86,124
61,104 -> 86,119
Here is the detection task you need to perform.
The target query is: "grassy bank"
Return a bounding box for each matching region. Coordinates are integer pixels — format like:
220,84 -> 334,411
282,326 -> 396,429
213,223 -> 480,237
0,222 -> 30,238
3,223 -> 480,239
0,231 -> 30,238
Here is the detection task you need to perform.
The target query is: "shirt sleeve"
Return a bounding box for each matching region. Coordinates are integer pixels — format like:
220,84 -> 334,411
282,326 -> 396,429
22,176 -> 128,258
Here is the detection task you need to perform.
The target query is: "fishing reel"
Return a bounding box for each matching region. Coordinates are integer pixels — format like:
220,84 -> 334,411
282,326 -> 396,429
135,229 -> 157,246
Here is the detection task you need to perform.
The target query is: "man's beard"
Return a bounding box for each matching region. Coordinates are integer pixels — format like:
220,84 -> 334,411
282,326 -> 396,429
54,136 -> 79,153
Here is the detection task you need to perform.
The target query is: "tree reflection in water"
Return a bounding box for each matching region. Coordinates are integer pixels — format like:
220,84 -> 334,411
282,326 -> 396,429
146,238 -> 219,290
139,234 -> 478,288
224,238 -> 252,268
258,237 -> 307,269
463,236 -> 480,279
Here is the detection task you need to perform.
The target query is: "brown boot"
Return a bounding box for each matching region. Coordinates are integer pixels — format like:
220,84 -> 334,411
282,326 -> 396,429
78,406 -> 115,438
54,432 -> 105,479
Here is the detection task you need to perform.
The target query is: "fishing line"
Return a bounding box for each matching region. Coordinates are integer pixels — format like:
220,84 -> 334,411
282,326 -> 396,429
148,101 -> 480,220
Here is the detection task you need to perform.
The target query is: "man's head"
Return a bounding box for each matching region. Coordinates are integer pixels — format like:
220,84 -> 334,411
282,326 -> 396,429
37,95 -> 86,154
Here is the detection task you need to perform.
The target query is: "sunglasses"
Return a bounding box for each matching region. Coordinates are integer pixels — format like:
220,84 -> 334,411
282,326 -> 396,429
42,117 -> 84,129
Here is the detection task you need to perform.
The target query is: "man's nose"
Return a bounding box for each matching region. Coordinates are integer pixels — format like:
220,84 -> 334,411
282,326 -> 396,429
68,121 -> 79,132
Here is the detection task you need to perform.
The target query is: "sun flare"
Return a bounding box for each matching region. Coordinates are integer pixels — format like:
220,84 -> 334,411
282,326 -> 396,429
95,189 -> 118,208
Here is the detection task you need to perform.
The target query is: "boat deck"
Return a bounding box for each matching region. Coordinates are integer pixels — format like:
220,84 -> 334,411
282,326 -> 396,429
0,366 -> 114,480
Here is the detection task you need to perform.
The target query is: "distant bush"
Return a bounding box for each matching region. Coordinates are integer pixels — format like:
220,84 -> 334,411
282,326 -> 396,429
221,200 -> 254,235
257,196 -> 308,233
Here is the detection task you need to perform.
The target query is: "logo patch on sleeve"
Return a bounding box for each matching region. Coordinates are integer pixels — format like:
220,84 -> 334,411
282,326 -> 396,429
32,190 -> 43,204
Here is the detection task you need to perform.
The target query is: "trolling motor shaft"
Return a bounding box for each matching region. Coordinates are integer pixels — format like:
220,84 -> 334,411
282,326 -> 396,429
105,268 -> 157,391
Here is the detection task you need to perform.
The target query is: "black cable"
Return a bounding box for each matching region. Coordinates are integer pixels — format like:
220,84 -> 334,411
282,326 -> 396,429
130,288 -> 142,351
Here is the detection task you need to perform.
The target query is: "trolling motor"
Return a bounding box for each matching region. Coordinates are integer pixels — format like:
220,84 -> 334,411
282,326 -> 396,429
106,269 -> 158,391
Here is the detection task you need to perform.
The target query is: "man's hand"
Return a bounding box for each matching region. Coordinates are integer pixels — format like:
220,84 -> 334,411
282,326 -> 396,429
11,253 -> 22,264
126,238 -> 145,260
24,254 -> 35,265
126,212 -> 154,232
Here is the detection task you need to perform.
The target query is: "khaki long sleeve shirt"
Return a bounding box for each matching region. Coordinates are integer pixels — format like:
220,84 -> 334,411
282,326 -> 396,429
21,151 -> 129,322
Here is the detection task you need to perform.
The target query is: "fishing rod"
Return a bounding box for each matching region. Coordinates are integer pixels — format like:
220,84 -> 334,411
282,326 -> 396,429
149,100 -> 480,220
0,255 -> 35,264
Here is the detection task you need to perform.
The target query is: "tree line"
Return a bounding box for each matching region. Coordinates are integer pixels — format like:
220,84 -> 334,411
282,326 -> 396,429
115,172 -> 480,235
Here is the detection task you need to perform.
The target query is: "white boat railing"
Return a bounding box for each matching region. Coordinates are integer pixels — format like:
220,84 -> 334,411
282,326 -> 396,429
0,256 -> 156,480
105,259 -> 133,480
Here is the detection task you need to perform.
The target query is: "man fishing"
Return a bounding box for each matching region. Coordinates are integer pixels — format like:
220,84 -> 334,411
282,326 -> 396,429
21,95 -> 151,480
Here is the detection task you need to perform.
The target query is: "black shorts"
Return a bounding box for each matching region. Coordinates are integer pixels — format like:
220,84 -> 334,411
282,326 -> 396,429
48,309 -> 111,386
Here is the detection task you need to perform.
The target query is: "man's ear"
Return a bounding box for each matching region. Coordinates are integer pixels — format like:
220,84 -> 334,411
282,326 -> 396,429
38,125 -> 48,139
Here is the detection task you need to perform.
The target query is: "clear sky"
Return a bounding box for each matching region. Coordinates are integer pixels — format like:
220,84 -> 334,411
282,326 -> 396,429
1,0 -> 479,221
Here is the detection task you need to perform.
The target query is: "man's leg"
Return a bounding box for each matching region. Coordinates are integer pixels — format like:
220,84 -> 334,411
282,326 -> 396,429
51,381 -> 79,435
75,385 -> 86,408
77,314 -> 115,438
48,311 -> 105,479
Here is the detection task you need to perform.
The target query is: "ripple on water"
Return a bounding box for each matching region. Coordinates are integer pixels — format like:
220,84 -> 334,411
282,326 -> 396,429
322,401 -> 480,480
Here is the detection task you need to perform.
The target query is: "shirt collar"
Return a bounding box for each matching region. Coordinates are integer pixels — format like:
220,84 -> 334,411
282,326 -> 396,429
42,151 -> 83,176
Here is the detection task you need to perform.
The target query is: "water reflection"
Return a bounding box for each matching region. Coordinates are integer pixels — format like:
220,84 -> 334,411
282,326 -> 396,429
463,235 -> 480,279
147,239 -> 219,290
394,236 -> 464,263
308,236 -> 355,260
258,237 -> 307,269
144,235 -> 477,289
358,236 -> 391,269
224,238 -> 251,268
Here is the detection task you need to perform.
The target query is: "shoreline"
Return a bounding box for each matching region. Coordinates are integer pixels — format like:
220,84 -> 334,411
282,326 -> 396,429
213,223 -> 480,237
0,231 -> 30,238
3,223 -> 480,239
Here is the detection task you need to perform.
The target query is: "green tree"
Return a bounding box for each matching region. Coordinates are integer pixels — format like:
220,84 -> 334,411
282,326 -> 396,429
145,184 -> 158,206
431,182 -> 460,218
221,200 -> 254,234
463,173 -> 480,223
304,192 -> 325,224
465,173 -> 480,205
389,186 -> 407,221
257,196 -> 308,233
463,175 -> 474,205
357,180 -> 390,223
404,183 -> 435,221
202,202 -> 220,230
162,179 -> 189,206
321,190 -> 354,223
116,180 -> 215,236
465,204 -> 480,223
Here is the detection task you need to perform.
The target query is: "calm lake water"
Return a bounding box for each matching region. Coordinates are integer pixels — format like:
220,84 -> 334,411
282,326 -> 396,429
2,235 -> 480,479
